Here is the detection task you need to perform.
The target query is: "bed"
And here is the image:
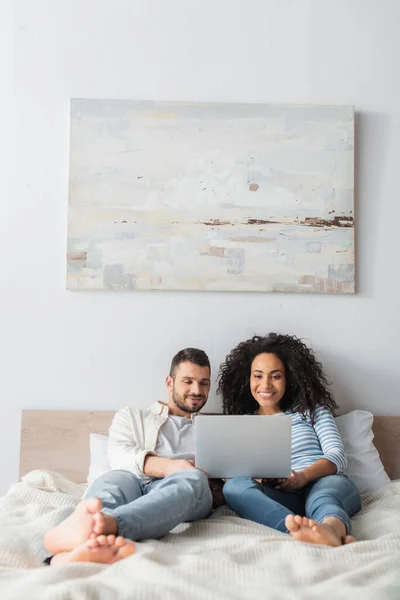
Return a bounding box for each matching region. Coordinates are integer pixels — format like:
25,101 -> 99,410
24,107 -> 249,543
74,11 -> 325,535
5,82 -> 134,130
0,411 -> 398,599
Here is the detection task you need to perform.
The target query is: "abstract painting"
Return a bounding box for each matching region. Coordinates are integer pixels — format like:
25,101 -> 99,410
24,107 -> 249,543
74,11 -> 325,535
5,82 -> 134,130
67,100 -> 354,293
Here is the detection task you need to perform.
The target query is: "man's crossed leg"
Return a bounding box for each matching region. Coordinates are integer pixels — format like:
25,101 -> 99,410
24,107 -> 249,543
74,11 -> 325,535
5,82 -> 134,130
45,468 -> 213,565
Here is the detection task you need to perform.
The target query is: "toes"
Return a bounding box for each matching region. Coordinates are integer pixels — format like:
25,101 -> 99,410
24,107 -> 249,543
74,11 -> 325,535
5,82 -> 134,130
86,497 -> 103,513
94,512 -> 104,524
285,515 -> 299,532
310,520 -> 323,536
107,535 -> 116,546
308,519 -> 321,534
294,515 -> 303,526
311,525 -> 322,536
96,535 -> 108,546
285,514 -> 294,528
344,535 -> 356,544
117,541 -> 136,559
308,519 -> 317,528
93,513 -> 105,534
115,536 -> 126,547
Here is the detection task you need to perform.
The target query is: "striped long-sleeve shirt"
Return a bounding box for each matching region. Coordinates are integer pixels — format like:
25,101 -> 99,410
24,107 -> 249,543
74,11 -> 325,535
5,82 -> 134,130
281,406 -> 347,474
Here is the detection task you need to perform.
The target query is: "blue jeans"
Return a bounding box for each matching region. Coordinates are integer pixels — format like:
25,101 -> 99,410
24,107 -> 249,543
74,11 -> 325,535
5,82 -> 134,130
84,468 -> 213,541
223,474 -> 361,535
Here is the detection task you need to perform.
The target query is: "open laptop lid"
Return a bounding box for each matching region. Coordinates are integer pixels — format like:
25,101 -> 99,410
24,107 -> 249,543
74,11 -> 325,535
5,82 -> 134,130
195,415 -> 292,479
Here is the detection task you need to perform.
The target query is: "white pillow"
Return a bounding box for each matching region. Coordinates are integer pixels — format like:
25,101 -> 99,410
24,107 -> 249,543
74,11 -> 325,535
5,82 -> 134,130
87,433 -> 110,485
336,410 -> 391,494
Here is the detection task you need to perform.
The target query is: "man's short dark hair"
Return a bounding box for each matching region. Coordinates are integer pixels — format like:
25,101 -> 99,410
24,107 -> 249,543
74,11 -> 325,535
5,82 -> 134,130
169,348 -> 211,378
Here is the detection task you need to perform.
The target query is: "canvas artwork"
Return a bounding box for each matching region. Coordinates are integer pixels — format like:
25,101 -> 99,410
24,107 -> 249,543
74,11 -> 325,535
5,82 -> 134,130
67,100 -> 355,293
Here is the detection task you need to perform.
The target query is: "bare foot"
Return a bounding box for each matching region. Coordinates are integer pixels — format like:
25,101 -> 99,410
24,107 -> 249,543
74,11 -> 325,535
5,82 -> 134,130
44,498 -> 103,555
285,515 -> 355,547
92,512 -> 118,536
50,535 -> 136,565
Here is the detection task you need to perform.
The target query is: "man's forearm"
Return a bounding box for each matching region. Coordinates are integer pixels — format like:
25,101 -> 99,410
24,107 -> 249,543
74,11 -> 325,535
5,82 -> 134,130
143,455 -> 172,478
144,456 -> 196,478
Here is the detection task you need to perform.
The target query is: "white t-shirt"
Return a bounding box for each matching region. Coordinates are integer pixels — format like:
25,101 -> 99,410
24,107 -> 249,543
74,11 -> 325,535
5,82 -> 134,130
155,415 -> 195,462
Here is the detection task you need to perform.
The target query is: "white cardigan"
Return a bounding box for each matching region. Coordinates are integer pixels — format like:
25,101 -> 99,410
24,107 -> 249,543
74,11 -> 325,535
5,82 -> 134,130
107,401 -> 170,483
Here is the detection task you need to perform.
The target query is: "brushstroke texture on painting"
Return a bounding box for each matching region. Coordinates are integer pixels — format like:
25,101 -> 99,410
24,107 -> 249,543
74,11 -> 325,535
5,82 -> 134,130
67,100 -> 354,293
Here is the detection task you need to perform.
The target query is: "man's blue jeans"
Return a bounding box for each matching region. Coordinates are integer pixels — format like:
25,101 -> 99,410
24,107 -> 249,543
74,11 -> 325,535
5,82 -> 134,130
223,474 -> 361,534
84,468 -> 213,541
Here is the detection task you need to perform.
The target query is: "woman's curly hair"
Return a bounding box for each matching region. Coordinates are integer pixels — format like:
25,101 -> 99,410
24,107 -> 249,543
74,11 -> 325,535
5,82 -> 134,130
217,333 -> 338,423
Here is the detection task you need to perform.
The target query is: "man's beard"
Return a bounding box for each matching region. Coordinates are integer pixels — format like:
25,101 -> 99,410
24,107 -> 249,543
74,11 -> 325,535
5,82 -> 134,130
172,389 -> 207,414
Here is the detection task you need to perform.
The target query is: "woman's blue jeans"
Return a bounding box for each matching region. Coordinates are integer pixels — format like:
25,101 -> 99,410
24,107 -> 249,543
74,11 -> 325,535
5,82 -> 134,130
84,468 -> 213,541
223,474 -> 361,534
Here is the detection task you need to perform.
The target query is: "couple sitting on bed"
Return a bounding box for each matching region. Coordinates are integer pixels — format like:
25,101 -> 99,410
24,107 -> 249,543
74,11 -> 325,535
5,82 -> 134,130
44,334 -> 361,566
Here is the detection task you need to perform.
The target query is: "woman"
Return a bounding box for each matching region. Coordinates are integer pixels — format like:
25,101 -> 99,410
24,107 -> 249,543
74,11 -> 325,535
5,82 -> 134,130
218,333 -> 361,547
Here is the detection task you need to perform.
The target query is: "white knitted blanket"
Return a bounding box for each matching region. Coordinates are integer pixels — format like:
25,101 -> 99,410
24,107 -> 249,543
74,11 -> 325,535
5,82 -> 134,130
0,470 -> 399,600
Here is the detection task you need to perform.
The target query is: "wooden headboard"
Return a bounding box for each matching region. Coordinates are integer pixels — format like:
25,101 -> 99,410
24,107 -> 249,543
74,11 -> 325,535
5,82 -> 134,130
19,411 -> 400,483
20,411 -> 114,483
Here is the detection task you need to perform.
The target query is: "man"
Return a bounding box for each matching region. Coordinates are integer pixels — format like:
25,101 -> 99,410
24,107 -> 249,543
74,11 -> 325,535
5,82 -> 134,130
43,348 -> 214,565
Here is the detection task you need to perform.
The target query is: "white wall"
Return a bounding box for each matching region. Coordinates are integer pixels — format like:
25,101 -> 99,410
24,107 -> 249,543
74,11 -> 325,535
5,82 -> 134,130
2,0 -> 399,494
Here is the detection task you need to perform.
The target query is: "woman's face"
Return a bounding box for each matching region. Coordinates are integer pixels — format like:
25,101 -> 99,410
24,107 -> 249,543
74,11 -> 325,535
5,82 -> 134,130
250,353 -> 286,414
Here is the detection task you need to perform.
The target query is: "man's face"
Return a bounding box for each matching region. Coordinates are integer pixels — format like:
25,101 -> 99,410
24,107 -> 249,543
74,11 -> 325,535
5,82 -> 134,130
166,361 -> 211,415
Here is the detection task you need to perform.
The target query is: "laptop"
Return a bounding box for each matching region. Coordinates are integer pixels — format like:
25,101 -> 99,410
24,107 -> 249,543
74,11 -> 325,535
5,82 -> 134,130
195,415 -> 292,478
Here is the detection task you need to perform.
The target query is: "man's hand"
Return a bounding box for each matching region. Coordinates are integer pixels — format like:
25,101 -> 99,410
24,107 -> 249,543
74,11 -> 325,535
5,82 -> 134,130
277,470 -> 308,491
144,456 -> 197,478
163,459 -> 196,477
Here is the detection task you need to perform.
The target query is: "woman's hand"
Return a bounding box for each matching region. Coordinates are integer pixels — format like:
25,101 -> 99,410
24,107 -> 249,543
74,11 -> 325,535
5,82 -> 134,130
277,470 -> 308,491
